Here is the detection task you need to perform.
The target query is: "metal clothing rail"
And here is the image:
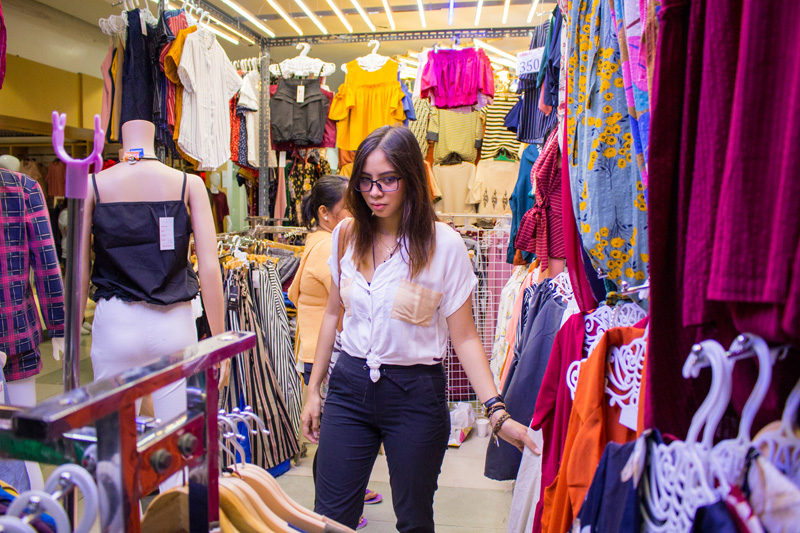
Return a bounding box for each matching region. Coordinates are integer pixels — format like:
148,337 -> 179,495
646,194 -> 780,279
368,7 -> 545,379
266,26 -> 538,47
0,331 -> 255,533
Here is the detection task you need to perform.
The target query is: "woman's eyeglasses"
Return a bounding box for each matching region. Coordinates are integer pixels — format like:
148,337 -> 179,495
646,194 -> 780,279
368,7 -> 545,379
356,176 -> 402,192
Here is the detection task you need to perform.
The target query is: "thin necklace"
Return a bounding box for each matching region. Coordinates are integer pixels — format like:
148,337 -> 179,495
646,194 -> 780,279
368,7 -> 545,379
372,237 -> 401,267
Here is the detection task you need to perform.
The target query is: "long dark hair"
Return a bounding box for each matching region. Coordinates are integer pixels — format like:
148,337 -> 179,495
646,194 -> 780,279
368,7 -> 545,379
346,126 -> 437,279
299,175 -> 348,229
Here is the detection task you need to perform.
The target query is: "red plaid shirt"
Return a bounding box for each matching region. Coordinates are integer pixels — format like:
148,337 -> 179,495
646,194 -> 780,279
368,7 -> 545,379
0,169 -> 65,380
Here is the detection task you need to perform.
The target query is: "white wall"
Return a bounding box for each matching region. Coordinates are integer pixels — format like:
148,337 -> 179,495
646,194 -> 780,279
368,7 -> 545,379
3,0 -> 108,78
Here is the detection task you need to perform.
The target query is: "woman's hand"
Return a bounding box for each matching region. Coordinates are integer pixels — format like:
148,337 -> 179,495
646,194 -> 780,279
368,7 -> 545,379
491,410 -> 540,454
301,390 -> 323,444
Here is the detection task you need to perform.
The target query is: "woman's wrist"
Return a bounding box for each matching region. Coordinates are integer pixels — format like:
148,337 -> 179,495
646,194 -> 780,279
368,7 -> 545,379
489,408 -> 507,426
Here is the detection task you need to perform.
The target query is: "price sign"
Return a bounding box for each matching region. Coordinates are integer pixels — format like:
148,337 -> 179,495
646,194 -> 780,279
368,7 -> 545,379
516,47 -> 546,75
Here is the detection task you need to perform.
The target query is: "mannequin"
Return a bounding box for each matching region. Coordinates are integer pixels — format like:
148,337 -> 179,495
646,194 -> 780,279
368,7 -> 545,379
78,120 -> 224,491
0,154 -> 20,172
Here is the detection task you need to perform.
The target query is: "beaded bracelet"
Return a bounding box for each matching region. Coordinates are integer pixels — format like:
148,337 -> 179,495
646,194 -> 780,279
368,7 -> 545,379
485,402 -> 507,420
491,412 -> 511,446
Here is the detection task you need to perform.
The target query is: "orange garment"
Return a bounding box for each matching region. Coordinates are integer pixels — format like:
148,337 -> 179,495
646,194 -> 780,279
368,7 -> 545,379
424,161 -> 442,202
339,163 -> 353,177
498,264 -> 539,387
541,326 -> 643,533
328,59 -> 406,151
164,26 -> 199,168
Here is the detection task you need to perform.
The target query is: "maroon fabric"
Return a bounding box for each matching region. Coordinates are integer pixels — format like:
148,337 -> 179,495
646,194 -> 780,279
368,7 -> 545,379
516,129 -> 564,271
529,313 -> 585,533
560,68 -> 597,315
645,0 -> 800,439
0,0 -> 6,90
708,0 -> 800,343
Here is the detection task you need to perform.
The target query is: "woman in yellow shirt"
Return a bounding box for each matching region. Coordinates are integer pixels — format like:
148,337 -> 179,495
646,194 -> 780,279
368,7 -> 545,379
289,176 -> 381,526
289,175 -> 350,384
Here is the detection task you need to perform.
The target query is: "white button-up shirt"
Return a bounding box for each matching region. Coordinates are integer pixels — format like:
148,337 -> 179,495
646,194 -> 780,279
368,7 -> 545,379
329,221 -> 477,381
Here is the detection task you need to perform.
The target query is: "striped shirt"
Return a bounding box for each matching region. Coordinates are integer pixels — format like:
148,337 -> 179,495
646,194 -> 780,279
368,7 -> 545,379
176,27 -> 242,170
0,170 -> 65,381
480,93 -> 522,160
409,97 -> 431,157
427,107 -> 485,164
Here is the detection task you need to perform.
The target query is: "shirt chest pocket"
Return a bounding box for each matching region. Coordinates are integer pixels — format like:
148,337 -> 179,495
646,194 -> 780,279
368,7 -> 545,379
390,280 -> 443,328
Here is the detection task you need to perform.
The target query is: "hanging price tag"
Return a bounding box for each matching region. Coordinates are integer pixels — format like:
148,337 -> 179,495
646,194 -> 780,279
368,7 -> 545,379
296,84 -> 305,103
516,47 -> 546,76
159,217 -> 175,251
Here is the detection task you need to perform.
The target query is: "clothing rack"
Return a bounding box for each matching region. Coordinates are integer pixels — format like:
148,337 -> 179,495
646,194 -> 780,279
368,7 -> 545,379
0,332 -> 255,532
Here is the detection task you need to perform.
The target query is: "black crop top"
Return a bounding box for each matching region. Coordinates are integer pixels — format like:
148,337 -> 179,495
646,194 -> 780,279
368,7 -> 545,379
90,172 -> 200,305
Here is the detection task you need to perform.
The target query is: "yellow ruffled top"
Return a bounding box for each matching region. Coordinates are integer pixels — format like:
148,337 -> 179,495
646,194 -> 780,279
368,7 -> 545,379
329,59 -> 406,151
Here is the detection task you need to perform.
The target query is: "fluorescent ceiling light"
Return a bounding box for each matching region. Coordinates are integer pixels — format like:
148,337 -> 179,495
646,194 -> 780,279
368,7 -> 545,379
473,39 -> 517,62
217,0 -> 276,37
502,0 -> 511,23
416,0 -> 426,28
207,25 -> 239,44
489,56 -> 516,69
448,0 -> 454,25
325,0 -> 353,32
527,0 -> 540,23
265,0 -> 303,35
397,56 -> 419,67
148,0 -> 254,43
349,0 -> 376,32
381,0 -> 396,30
474,0 -> 483,26
294,0 -> 328,34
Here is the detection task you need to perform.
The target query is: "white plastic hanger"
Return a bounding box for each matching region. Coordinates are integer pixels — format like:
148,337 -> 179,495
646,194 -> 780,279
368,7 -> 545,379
752,373 -> 800,485
342,40 -> 391,73
43,464 -> 100,533
6,491 -> 71,533
270,43 -> 335,78
710,334 -> 774,488
640,340 -> 731,533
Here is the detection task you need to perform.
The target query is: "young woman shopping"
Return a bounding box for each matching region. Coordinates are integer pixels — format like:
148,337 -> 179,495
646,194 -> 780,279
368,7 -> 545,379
301,125 -> 538,532
289,176 -> 382,529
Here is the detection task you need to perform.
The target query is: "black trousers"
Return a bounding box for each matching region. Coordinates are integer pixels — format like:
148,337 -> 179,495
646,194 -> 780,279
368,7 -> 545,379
314,352 -> 450,532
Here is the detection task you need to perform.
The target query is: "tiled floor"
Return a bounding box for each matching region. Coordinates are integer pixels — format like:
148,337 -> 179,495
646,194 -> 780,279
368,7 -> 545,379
30,300 -> 514,532
281,436 -> 514,532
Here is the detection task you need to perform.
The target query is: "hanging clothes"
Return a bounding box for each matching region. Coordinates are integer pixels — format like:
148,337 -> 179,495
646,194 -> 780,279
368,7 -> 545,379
540,326 -> 643,533
270,78 -> 329,147
100,43 -> 114,135
176,27 -> 242,170
515,129 -> 565,272
45,160 -> 65,198
286,155 -> 332,226
468,159 -> 520,216
432,162 -> 477,214
427,107 -> 485,165
565,0 -> 648,291
221,266 -> 300,469
420,48 -> 495,110
120,9 -> 156,126
485,282 -> 567,481
409,97 -> 431,157
480,93 -> 522,161
329,59 -> 405,151
507,144 -> 541,265
164,25 -> 199,167
270,81 -> 336,152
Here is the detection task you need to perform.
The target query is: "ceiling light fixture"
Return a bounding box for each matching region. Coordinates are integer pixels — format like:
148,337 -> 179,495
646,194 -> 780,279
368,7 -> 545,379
349,0 -> 376,32
527,0 -> 540,23
325,0 -> 354,32
474,0 -> 483,26
397,56 -> 419,67
381,0 -> 396,30
294,0 -> 328,34
149,0 -> 255,43
502,0 -> 511,23
416,0 -> 427,28
449,0 -> 454,25
216,0 -> 276,37
489,56 -> 516,69
473,38 -> 517,62
207,25 -> 239,44
265,0 -> 303,35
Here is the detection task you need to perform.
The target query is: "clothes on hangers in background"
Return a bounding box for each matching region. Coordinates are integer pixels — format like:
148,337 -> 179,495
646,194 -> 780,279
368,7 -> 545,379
480,93 -> 521,161
419,48 -> 495,110
270,78 -> 330,147
409,97 -> 431,157
427,107 -> 485,165
433,162 -> 476,214
468,159 -> 520,215
507,144 -> 540,265
329,59 -> 406,151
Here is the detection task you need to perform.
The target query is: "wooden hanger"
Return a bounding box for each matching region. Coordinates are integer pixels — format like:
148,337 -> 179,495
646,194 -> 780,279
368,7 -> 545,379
219,484 -> 277,533
141,487 -> 191,532
221,475 -> 292,532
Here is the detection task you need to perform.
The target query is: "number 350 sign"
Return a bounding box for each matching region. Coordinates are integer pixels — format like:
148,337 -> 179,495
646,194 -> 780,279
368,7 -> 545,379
516,47 -> 546,75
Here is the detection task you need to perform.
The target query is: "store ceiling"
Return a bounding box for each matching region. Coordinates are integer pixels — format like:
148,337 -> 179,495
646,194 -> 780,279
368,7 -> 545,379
33,0 -> 553,78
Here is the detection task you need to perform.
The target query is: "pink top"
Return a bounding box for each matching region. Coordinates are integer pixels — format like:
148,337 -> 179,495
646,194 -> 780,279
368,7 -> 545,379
420,48 -> 495,109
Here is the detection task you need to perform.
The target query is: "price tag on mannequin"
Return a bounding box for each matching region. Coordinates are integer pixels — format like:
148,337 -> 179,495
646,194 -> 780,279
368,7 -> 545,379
516,47 -> 546,76
159,217 -> 175,250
